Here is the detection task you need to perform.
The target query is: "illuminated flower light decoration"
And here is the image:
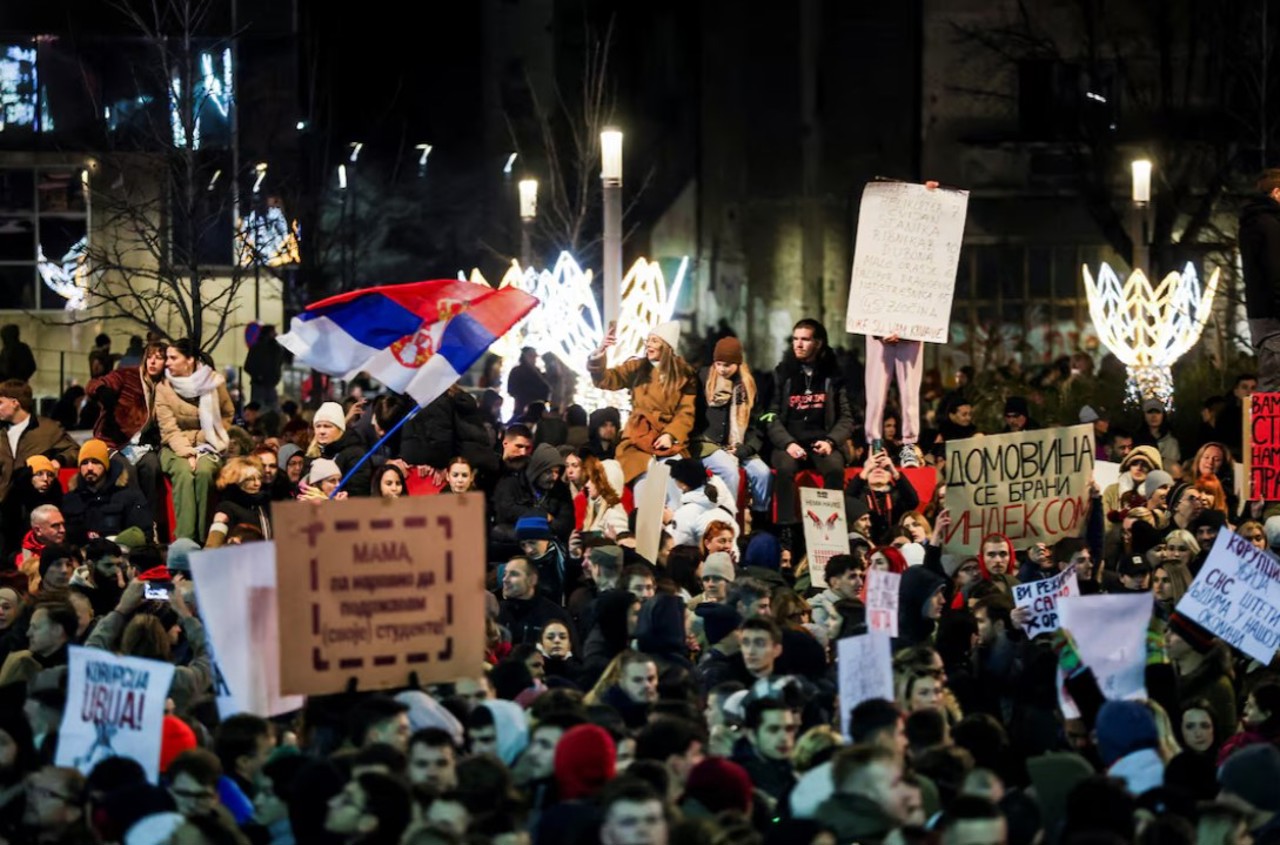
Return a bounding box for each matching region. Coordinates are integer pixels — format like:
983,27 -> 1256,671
37,237 -> 89,311
1082,261 -> 1220,409
467,252 -> 688,417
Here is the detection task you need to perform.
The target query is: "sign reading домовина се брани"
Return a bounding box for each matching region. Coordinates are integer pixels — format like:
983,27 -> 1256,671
942,425 -> 1096,556
1176,530 -> 1280,664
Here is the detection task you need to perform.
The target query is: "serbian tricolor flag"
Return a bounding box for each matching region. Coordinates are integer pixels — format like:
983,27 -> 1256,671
279,280 -> 537,405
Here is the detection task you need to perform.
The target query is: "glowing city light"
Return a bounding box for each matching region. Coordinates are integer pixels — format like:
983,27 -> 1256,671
169,48 -> 233,149
238,205 -> 301,268
1083,261 -> 1220,408
467,252 -> 688,416
37,237 -> 89,311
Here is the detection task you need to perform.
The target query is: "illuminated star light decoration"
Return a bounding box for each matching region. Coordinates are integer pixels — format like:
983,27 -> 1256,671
1082,261 -> 1220,409
466,251 -> 689,417
37,237 -> 89,311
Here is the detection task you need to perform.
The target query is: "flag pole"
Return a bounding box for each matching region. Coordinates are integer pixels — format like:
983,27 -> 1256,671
329,402 -> 424,497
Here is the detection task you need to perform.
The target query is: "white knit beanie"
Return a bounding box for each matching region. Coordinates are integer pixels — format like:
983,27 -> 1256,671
313,401 -> 346,432
648,320 -> 681,352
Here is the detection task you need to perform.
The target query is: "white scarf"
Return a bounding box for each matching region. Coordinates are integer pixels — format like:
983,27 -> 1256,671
167,363 -> 229,452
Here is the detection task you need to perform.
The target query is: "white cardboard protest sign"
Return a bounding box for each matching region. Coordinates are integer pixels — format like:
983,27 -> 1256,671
56,647 -> 175,782
865,568 -> 901,637
636,459 -> 673,566
1011,566 -> 1080,636
1093,461 -> 1120,492
845,181 -> 969,343
1176,530 -> 1280,664
1057,593 -> 1151,702
800,487 -> 849,589
837,632 -> 894,738
942,424 -> 1095,555
191,543 -> 304,718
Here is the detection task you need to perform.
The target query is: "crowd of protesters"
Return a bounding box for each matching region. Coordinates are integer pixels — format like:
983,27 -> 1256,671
0,309 -> 1275,845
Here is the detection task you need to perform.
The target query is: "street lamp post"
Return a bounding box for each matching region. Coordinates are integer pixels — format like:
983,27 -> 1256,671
601,128 -> 623,329
518,179 -> 538,267
1130,158 -> 1152,274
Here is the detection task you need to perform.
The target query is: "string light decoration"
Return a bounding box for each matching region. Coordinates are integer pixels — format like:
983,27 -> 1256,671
1082,261 -> 1220,408
36,237 -> 89,311
467,251 -> 689,416
237,205 -> 301,267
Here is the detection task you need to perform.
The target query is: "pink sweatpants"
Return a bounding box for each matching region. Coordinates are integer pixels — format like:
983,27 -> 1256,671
864,336 -> 922,445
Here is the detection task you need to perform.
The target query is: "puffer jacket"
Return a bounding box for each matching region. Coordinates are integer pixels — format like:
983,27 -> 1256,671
153,380 -> 234,457
62,458 -> 152,545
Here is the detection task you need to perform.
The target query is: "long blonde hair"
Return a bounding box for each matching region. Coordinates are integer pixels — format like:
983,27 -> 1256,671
650,339 -> 690,389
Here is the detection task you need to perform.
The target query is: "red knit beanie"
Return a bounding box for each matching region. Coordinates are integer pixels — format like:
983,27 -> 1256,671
685,757 -> 753,814
554,724 -> 616,800
160,715 -> 198,773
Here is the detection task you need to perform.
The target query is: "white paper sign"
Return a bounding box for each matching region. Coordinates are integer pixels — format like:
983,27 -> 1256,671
56,647 -> 175,782
845,181 -> 969,343
800,487 -> 849,589
191,543 -> 304,718
837,633 -> 894,737
1011,567 -> 1080,636
1093,460 -> 1120,492
636,459 -> 673,566
1057,593 -> 1151,702
865,569 -> 901,637
1176,530 -> 1280,664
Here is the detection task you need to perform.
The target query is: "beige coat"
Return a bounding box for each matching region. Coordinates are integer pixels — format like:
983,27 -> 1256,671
153,380 -> 234,457
589,355 -> 697,482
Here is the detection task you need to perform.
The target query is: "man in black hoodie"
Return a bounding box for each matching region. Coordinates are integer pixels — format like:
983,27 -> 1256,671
491,443 -> 573,546
1241,168 -> 1280,392
767,319 -> 854,541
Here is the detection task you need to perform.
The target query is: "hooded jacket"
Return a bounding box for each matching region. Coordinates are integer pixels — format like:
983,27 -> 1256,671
476,699 -> 529,766
635,593 -> 693,670
492,443 -> 574,542
580,589 -> 637,688
893,566 -> 947,649
977,533 -> 1022,596
668,481 -> 736,548
62,459 -> 153,545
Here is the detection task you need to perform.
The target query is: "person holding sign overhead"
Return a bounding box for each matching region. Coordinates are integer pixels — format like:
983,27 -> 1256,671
862,180 -> 943,470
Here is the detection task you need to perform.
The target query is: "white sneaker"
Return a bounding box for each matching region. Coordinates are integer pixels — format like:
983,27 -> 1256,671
899,445 -> 920,468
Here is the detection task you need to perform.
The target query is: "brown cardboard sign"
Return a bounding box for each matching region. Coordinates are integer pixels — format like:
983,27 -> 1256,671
273,493 -> 487,696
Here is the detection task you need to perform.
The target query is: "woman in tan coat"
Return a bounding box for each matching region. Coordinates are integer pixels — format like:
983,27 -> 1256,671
154,338 -> 234,540
587,320 -> 696,504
